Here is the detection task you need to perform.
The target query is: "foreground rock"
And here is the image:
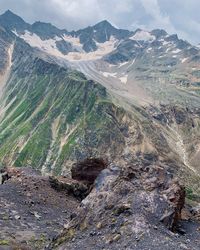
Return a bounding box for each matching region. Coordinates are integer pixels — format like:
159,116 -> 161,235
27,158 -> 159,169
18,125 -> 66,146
1,159 -> 200,250
49,160 -> 200,250
0,168 -> 80,249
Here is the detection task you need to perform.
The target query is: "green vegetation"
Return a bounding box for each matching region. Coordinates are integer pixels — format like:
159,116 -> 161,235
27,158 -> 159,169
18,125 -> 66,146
0,239 -> 9,245
186,187 -> 199,201
0,56 -> 126,174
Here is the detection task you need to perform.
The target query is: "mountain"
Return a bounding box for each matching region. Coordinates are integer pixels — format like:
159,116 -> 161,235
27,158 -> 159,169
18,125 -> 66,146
0,10 -> 200,249
74,20 -> 131,52
0,10 -> 200,182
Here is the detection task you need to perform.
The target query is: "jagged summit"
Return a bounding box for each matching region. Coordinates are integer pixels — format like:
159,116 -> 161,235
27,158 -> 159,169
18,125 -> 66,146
3,9 -> 12,14
93,19 -> 115,29
31,21 -> 68,39
151,28 -> 168,38
2,9 -> 16,17
0,9 -> 30,31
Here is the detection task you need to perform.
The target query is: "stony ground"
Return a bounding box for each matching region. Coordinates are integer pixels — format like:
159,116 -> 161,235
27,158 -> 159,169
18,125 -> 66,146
0,168 -> 80,249
55,217 -> 200,250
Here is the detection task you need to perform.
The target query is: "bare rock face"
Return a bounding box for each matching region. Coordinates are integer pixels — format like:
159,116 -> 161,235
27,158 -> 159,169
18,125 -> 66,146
48,161 -> 200,250
71,158 -> 108,184
160,179 -> 186,232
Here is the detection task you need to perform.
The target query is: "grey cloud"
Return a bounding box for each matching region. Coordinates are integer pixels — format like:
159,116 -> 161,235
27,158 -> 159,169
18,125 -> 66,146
0,0 -> 199,44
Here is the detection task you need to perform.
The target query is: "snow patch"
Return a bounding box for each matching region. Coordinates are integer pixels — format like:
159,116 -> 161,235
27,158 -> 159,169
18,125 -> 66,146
101,72 -> 117,78
119,75 -> 128,84
166,47 -> 171,53
181,58 -> 188,63
118,61 -> 128,67
13,30 -> 117,61
146,47 -> 152,53
12,29 -> 18,36
127,58 -> 136,69
172,49 -> 181,54
162,41 -> 171,46
66,36 -> 117,61
62,34 -> 83,52
130,30 -> 155,42
15,30 -> 64,58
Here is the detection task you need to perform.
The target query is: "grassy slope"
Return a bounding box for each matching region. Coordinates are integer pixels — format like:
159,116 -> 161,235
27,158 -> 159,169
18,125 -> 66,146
0,51 -> 130,174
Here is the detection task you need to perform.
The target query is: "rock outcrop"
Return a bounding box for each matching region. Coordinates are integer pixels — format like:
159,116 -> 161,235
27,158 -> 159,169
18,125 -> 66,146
48,159 -> 200,250
49,158 -> 108,200
160,179 -> 186,232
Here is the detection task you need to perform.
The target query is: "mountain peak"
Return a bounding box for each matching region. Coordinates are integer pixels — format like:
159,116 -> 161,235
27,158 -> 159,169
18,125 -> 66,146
1,9 -> 22,19
151,29 -> 168,38
3,9 -> 15,15
93,20 -> 115,29
0,9 -> 29,31
32,21 -> 58,30
31,21 -> 66,39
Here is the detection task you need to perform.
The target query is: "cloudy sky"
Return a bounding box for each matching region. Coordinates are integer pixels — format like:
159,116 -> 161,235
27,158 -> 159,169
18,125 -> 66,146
0,0 -> 200,44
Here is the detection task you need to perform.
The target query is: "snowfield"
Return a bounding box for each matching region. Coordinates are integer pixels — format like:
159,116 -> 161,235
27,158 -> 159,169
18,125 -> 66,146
13,30 -> 118,61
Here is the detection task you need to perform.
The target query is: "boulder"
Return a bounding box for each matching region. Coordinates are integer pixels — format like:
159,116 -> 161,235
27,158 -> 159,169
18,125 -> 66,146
48,162 -> 190,250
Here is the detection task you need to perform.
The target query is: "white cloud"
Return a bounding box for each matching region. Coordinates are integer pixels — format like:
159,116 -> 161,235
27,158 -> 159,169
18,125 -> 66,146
140,0 -> 175,33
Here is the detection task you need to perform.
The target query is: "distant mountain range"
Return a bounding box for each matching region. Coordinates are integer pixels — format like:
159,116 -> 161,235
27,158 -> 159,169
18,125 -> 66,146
0,9 -> 200,196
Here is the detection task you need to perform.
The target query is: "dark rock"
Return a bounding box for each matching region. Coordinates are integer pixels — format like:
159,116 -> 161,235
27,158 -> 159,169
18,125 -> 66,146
49,176 -> 89,200
173,108 -> 187,124
160,180 -> 186,232
113,203 -> 132,216
71,158 -> 108,184
56,40 -> 73,55
0,169 -> 10,184
151,29 -> 168,38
